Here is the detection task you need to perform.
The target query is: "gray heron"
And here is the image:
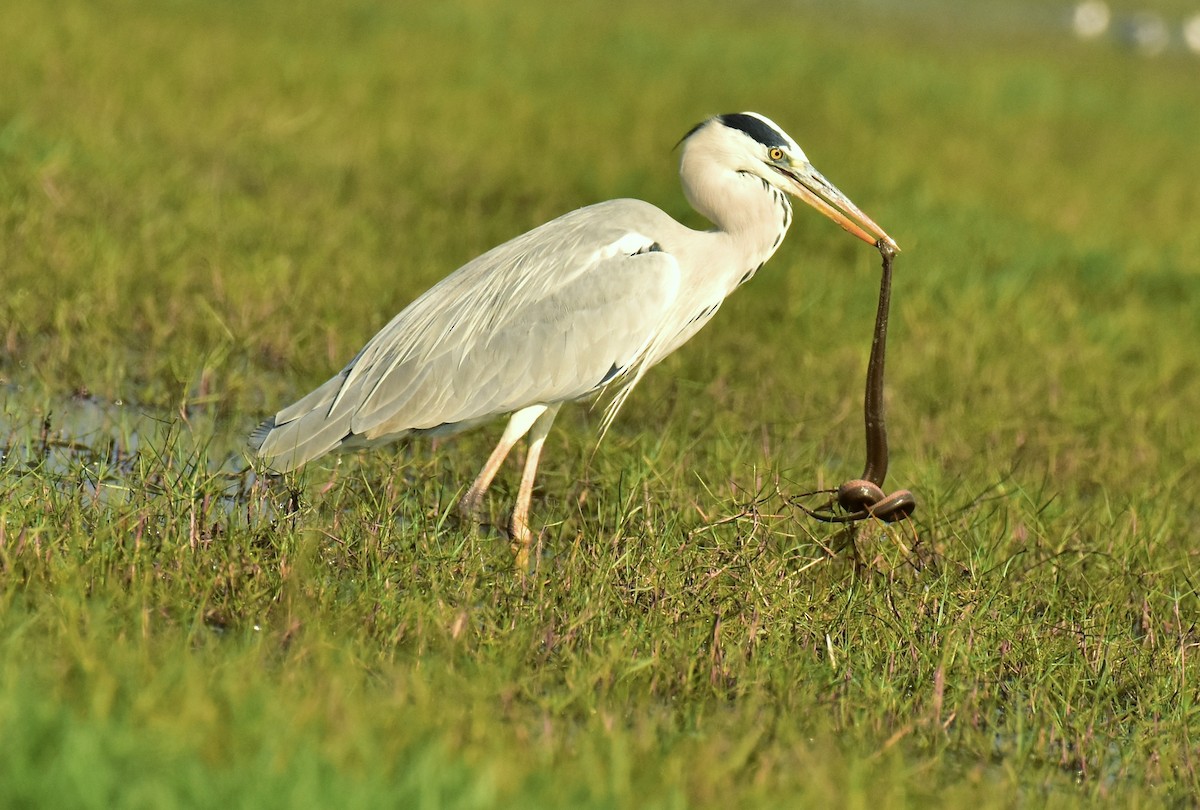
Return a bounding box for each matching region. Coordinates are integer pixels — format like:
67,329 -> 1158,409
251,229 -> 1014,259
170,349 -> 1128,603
251,112 -> 898,557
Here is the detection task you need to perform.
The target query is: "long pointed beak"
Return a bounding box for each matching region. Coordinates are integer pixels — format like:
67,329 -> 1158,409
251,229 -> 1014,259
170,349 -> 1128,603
783,163 -> 899,252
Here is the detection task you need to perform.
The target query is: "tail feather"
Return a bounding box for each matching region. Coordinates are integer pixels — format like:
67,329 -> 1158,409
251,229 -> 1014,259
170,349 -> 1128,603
250,373 -> 357,472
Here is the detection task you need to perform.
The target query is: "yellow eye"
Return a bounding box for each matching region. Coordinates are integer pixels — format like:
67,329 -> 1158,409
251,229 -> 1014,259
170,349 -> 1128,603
768,147 -> 784,161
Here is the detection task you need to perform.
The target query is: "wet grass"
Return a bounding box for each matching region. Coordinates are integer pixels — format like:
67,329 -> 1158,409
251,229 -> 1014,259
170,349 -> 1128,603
2,0 -> 1199,806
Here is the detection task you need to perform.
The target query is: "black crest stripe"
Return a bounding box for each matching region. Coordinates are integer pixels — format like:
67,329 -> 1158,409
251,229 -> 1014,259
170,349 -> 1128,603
675,119 -> 709,150
717,113 -> 788,148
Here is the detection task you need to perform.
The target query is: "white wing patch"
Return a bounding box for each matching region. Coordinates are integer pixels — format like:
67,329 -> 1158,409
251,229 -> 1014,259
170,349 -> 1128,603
596,231 -> 658,262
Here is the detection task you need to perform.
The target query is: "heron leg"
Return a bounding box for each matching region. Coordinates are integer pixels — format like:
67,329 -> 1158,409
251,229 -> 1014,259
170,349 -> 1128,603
459,404 -> 550,520
510,403 -> 561,565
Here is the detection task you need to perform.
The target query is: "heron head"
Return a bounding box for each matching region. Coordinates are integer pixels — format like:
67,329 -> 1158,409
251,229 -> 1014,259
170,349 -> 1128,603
686,112 -> 899,252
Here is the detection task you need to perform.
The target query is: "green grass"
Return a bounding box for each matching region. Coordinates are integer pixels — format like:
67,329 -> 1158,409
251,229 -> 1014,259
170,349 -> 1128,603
2,0 -> 1199,806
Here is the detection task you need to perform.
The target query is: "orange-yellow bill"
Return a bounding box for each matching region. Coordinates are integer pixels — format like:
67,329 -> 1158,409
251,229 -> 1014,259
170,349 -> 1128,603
781,163 -> 899,253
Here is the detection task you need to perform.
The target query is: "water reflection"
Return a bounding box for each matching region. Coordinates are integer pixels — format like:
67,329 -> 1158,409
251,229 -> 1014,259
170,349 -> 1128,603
0,385 -> 281,525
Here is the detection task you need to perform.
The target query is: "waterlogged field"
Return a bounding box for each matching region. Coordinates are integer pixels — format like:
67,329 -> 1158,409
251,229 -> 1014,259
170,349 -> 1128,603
2,0 -> 1199,806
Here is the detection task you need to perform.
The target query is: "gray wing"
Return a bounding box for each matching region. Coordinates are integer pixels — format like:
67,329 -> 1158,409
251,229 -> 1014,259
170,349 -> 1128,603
252,200 -> 683,470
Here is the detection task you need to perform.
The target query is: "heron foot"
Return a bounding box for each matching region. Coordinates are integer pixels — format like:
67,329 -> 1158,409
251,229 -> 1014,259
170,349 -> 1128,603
458,489 -> 484,523
512,542 -> 532,571
509,516 -> 536,571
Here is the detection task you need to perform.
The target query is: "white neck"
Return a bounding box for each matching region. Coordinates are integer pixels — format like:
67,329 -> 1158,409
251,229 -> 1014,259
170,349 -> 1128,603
679,142 -> 792,282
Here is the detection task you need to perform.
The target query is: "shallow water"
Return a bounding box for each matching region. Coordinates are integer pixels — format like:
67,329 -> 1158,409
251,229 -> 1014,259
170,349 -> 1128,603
0,384 -> 269,517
